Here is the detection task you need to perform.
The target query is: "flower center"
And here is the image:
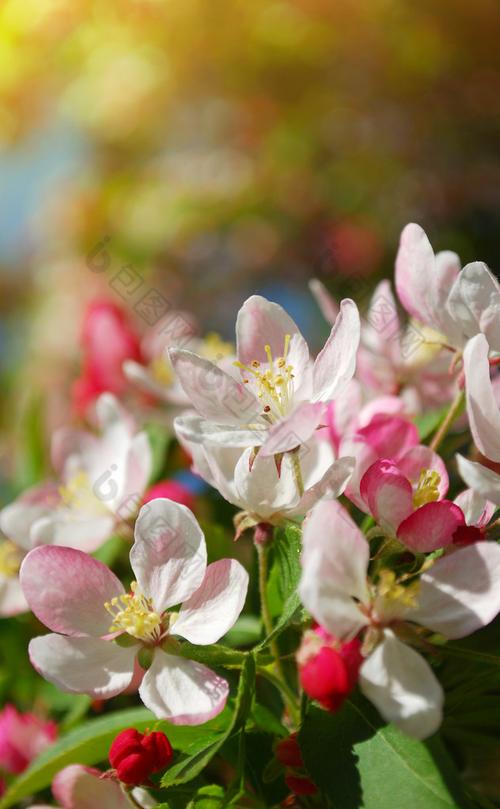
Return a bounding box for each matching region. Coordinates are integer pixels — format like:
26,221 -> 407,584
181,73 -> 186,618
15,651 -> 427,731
376,569 -> 420,610
59,471 -> 109,514
0,541 -> 22,578
105,582 -> 163,643
200,332 -> 234,361
234,335 -> 295,420
151,357 -> 175,387
412,468 -> 441,508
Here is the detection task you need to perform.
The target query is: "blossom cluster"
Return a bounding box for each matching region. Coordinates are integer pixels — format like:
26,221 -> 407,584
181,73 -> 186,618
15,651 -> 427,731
1,223 -> 499,806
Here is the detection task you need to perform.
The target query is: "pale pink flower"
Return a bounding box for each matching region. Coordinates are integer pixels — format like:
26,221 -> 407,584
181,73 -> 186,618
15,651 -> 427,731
456,454 -> 500,509
0,394 -> 152,558
0,705 -> 56,776
395,223 -> 500,353
21,499 -> 248,725
29,764 -> 155,809
183,434 -> 354,533
299,500 -> 500,739
462,334 -> 500,462
171,294 -> 360,457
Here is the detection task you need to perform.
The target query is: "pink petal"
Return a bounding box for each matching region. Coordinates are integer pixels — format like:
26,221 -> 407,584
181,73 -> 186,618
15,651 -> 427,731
464,334 -> 500,462
300,500 -> 369,640
20,546 -> 124,637
355,415 -> 419,462
359,460 -> 413,533
131,499 -> 207,613
235,294 -> 303,365
113,431 -> 152,518
397,445 -> 449,497
359,630 -> 443,740
309,279 -> 340,325
395,223 -> 436,327
259,402 -> 325,457
169,348 -> 260,425
409,541 -> 500,639
139,650 -> 228,724
312,299 -> 360,402
29,634 -> 136,698
174,559 -> 248,644
453,488 -> 495,528
397,501 -> 465,552
53,765 -> 133,809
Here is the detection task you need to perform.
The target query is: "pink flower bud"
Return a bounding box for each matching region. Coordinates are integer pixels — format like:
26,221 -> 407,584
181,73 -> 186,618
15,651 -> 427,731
109,728 -> 173,786
275,733 -> 303,768
143,480 -> 196,512
298,628 -> 362,712
0,705 -> 57,776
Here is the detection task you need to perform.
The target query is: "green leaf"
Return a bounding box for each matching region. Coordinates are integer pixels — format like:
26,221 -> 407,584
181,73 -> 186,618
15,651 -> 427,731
259,522 -> 303,649
178,642 -> 247,668
223,615 -> 262,648
161,653 -> 256,788
0,707 -> 214,809
144,421 -> 171,482
299,696 -> 470,809
187,785 -> 226,808
415,406 -> 448,441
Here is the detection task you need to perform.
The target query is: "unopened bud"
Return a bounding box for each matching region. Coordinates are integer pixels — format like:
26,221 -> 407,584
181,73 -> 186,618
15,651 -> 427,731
109,728 -> 173,786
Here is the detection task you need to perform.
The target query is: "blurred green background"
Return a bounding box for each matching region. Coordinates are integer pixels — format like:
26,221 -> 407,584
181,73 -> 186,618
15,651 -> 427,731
1,0 -> 500,486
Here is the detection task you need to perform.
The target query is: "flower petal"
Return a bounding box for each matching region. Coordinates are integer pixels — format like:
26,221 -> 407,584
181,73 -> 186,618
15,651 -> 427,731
359,460 -> 413,533
174,415 -> 266,448
359,630 -> 443,740
235,294 -> 303,365
20,546 -> 124,636
300,500 -> 369,640
397,445 -> 449,497
0,577 -> 28,617
139,651 -> 228,724
355,415 -> 419,463
113,431 -> 152,518
174,559 -> 248,644
463,333 -> 500,462
453,488 -> 496,528
29,635 -> 135,698
456,454 -> 500,507
259,402 -> 325,457
397,501 -> 464,553
295,455 -> 355,515
170,348 -> 260,425
0,483 -> 60,550
312,299 -> 360,402
447,262 -> 500,352
309,278 -> 340,325
408,541 -> 500,638
131,499 -> 207,613
395,223 -> 436,328
53,765 -> 133,809
30,512 -> 115,553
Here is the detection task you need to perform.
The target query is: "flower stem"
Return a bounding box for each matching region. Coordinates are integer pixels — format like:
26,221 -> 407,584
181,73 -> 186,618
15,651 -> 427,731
255,540 -> 299,724
429,388 -> 465,453
291,449 -> 304,499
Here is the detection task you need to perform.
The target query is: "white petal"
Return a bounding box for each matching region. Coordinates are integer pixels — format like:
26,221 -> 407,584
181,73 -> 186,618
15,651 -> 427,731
112,431 -> 152,518
233,448 -> 299,518
359,631 -> 443,739
139,650 -> 228,724
174,414 -> 266,448
174,559 -> 248,644
409,542 -> 500,639
236,294 -> 303,365
299,500 -> 369,639
456,454 -> 500,507
31,512 -> 115,553
0,483 -> 60,550
131,499 -> 207,612
453,488 -> 495,527
309,278 -> 340,325
259,402 -> 325,457
29,635 -> 136,698
0,577 -> 28,617
463,334 -> 500,462
170,348 -> 260,425
294,455 -> 354,515
313,299 -> 361,402
52,765 -> 133,809
447,262 -> 500,352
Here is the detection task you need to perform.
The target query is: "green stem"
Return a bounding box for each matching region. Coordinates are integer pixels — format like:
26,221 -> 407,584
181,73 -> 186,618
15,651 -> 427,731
429,388 -> 464,453
291,449 -> 304,498
255,541 -> 299,724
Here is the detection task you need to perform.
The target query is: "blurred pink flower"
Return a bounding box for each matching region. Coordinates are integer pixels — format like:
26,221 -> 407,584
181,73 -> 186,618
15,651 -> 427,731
0,705 -> 56,777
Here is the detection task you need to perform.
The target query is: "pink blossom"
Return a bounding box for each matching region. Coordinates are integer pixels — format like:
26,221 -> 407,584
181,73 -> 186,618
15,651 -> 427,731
72,300 -> 143,417
21,499 -> 248,725
299,500 -> 500,738
171,294 -> 360,457
0,705 -> 56,776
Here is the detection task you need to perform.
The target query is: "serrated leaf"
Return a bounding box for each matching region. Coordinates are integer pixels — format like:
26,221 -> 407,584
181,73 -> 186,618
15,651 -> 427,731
299,696 -> 469,809
161,654 -> 256,788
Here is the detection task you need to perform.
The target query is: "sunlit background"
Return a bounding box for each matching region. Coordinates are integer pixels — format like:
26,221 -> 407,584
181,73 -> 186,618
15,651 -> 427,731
2,0 -> 500,489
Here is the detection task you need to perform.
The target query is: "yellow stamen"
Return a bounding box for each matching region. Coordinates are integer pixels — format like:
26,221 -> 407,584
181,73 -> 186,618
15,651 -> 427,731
233,335 -> 295,421
0,541 -> 22,578
377,569 -> 420,609
151,357 -> 174,386
104,581 -> 162,642
413,468 -> 441,509
200,332 -> 234,361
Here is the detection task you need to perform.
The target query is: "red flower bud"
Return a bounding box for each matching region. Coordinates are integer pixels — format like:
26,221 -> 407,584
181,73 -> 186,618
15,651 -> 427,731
284,774 -> 318,795
275,733 -> 303,769
109,728 -> 173,786
298,628 -> 362,712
